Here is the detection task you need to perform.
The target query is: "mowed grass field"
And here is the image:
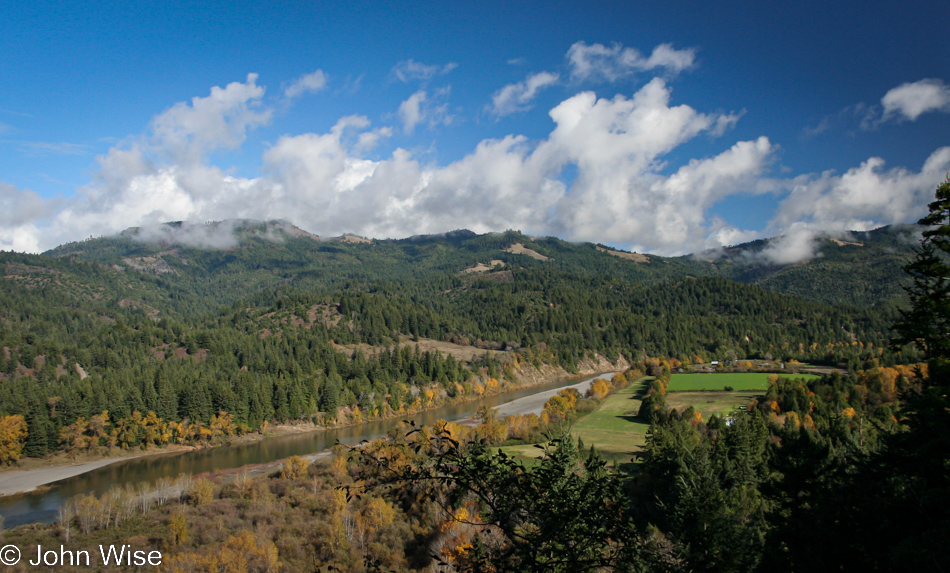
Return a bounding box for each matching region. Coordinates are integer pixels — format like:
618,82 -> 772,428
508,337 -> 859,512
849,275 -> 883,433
665,392 -> 759,421
669,372 -> 819,391
568,380 -> 649,465
500,379 -> 650,466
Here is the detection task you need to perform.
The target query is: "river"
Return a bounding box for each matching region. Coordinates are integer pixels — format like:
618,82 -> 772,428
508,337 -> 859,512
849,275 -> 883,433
0,372 -> 613,528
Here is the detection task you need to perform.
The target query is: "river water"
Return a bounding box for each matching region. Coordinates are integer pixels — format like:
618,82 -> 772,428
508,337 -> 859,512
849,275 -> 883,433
0,372 -> 612,528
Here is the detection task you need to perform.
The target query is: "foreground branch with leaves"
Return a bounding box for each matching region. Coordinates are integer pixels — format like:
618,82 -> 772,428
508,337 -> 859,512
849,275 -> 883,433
350,425 -> 642,573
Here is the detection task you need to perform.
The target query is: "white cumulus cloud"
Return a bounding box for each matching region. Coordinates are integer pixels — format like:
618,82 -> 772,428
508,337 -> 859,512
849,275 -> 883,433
398,91 -> 427,134
284,69 -> 328,98
390,59 -> 457,83
755,146 -> 950,263
150,73 -> 271,163
1,71 -> 946,265
397,88 -> 453,134
490,71 -> 560,116
770,147 -> 950,233
882,78 -> 950,121
0,182 -> 59,252
567,41 -> 695,82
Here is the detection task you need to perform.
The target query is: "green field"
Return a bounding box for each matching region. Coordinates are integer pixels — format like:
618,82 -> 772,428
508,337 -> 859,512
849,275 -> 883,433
499,380 -> 649,466
500,375 -> 782,467
568,380 -> 650,465
666,392 -> 759,421
668,372 -> 818,391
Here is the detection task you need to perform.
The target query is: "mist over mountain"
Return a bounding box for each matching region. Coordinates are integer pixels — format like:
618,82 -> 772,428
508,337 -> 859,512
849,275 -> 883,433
41,219 -> 917,311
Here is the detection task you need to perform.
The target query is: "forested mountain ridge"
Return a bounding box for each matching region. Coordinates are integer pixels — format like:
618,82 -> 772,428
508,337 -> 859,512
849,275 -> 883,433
0,220 -> 918,459
41,219 -> 916,313
701,224 -> 917,307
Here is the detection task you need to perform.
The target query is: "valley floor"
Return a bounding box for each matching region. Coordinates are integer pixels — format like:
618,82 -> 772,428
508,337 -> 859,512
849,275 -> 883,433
0,356 -> 627,498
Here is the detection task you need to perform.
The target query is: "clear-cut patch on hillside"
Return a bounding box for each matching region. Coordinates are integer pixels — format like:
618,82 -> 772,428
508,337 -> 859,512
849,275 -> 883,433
461,260 -> 506,274
596,246 -> 650,263
122,256 -> 177,273
504,243 -> 550,260
830,238 -> 865,247
333,234 -> 371,244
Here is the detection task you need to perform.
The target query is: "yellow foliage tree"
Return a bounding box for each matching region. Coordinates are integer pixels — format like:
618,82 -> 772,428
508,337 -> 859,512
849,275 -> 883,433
280,455 -> 310,480
188,477 -> 215,506
0,415 -> 27,465
209,411 -> 236,443
59,417 -> 90,457
689,410 -> 703,427
163,530 -> 279,573
330,443 -> 349,477
364,496 -> 396,532
166,511 -> 190,548
141,411 -> 165,448
587,379 -> 610,400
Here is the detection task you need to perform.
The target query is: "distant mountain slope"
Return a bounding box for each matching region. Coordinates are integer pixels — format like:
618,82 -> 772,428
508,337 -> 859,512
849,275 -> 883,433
704,225 -> 917,307
41,221 -> 713,317
39,219 -> 917,314
1,219 -> 921,459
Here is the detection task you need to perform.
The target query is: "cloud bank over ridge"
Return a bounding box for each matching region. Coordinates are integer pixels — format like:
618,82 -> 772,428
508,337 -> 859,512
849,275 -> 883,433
2,61 -> 948,264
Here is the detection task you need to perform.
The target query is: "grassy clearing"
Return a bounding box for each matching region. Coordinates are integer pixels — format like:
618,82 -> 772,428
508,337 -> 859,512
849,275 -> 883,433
668,372 -> 819,391
568,382 -> 649,466
666,392 -> 760,421
498,379 -> 650,467
499,376 -> 773,468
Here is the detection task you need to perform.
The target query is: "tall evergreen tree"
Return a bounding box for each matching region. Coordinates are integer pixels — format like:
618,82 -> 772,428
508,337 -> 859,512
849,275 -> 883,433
894,175 -> 950,386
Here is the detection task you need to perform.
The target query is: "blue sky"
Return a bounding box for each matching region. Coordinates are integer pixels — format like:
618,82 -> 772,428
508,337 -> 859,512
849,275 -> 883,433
1,0 -> 948,260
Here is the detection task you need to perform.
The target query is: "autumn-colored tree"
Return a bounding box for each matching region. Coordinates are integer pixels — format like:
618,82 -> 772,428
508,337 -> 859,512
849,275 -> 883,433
169,419 -> 196,445
112,412 -> 143,449
541,388 -> 581,424
141,411 -> 165,448
187,477 -> 215,506
59,417 -> 90,457
433,418 -> 470,443
74,494 -> 102,535
209,411 -> 236,443
166,511 -> 190,549
363,495 -> 395,532
474,405 -> 509,444
163,531 -> 279,573
505,412 -> 540,441
0,414 -> 27,465
586,378 -> 610,400
329,443 -> 349,477
87,411 -> 110,453
280,455 -> 310,480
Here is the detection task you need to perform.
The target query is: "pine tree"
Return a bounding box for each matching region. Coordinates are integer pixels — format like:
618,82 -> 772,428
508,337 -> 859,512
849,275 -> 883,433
894,175 -> 950,386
